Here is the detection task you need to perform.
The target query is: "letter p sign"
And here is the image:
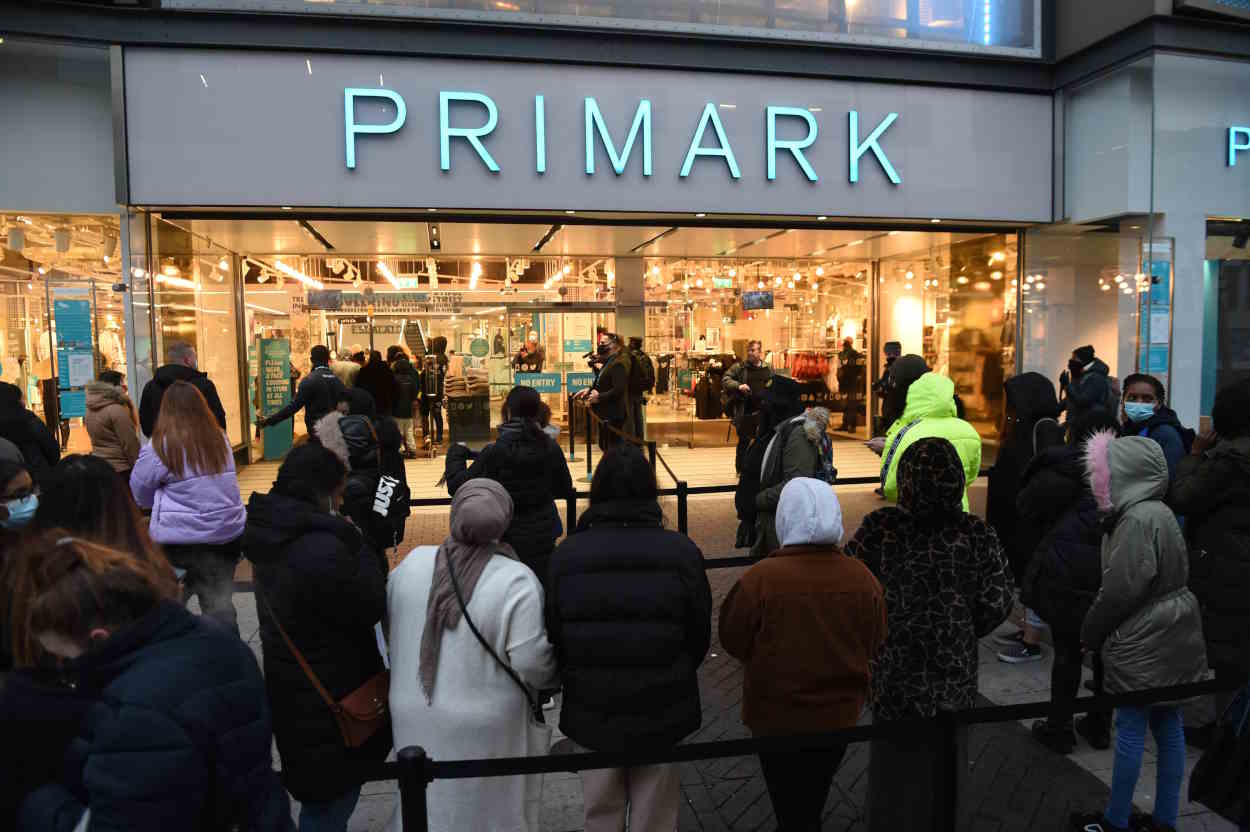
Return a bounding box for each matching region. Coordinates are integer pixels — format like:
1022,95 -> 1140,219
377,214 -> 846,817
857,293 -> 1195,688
1229,126 -> 1250,167
345,88 -> 408,169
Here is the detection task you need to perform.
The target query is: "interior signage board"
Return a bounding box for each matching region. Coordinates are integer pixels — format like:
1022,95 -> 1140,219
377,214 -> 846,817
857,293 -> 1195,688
124,48 -> 1052,222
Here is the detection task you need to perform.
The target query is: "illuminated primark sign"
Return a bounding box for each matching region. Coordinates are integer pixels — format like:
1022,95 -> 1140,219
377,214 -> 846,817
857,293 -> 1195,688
344,90 -> 903,185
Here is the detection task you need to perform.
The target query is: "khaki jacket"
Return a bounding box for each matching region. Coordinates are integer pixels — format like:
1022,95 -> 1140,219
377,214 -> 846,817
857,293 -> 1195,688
83,381 -> 140,473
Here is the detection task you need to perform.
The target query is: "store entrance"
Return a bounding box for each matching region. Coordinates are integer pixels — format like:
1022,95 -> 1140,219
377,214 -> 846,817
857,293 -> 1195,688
138,215 -> 1020,464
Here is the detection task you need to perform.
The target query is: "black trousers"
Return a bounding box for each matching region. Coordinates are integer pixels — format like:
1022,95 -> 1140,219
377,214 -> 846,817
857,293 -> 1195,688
759,747 -> 846,831
164,539 -> 242,636
1051,633 -> 1109,730
734,412 -> 761,474
598,416 -> 626,452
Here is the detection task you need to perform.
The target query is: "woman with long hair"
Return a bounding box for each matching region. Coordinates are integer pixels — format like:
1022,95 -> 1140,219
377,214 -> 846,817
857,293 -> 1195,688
5,532 -> 290,832
130,381 -> 245,634
443,385 -> 574,588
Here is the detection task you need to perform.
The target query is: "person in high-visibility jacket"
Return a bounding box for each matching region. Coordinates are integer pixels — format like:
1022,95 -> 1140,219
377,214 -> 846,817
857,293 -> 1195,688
879,372 -> 982,509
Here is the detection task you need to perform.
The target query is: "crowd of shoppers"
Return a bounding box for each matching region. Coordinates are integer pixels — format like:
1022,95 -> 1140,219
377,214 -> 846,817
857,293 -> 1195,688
0,347 -> 1248,832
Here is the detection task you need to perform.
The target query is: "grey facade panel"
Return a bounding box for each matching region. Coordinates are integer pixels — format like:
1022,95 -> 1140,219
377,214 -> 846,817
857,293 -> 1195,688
123,48 -> 1053,222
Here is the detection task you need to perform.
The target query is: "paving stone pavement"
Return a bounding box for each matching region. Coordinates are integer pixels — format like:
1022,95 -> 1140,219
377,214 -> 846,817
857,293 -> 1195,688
227,480 -> 1235,832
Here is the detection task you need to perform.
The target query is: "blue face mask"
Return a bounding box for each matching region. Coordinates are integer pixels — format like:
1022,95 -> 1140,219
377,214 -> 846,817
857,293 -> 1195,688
1,494 -> 38,529
1124,402 -> 1156,424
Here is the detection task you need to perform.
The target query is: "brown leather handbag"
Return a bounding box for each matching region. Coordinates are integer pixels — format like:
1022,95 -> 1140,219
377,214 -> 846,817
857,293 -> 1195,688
260,592 -> 390,748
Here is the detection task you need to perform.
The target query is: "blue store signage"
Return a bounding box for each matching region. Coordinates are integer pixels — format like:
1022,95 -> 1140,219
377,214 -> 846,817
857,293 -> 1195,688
565,372 -> 597,392
515,372 -> 563,393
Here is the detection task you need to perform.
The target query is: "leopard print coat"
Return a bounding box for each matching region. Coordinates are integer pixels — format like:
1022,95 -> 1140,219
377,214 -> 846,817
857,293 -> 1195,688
846,438 -> 1015,721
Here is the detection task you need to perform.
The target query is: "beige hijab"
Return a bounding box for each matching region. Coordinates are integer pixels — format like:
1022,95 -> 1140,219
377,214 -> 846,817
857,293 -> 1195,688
419,478 -> 517,702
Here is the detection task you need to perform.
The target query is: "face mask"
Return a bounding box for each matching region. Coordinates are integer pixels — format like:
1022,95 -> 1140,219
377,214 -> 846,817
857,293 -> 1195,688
597,343 -> 610,356
1124,402 -> 1156,424
1068,359 -> 1085,376
2,494 -> 38,529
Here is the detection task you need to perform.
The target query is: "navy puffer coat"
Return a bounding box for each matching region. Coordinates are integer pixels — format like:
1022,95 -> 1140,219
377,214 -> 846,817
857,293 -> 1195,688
16,602 -> 292,832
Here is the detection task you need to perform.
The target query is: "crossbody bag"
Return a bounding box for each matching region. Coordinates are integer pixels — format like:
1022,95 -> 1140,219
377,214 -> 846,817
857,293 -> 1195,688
259,591 -> 390,748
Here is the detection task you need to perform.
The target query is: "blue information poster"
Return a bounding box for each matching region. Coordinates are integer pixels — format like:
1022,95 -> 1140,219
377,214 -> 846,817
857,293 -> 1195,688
53,298 -> 93,418
259,338 -> 293,460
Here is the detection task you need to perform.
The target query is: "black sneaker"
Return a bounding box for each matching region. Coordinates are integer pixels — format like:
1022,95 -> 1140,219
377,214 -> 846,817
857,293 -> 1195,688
1031,719 -> 1075,754
1076,714 -> 1111,750
1070,812 -> 1127,832
997,642 -> 1044,663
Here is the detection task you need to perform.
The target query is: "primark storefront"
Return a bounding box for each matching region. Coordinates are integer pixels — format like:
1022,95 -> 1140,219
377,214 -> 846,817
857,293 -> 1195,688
3,3 -> 1249,461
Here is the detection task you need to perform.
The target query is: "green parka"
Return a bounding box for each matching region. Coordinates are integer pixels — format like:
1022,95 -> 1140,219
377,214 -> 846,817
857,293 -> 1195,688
1081,432 -> 1207,694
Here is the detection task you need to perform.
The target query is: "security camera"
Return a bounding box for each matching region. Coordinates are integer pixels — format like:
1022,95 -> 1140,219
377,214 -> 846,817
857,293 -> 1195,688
112,283 -> 128,293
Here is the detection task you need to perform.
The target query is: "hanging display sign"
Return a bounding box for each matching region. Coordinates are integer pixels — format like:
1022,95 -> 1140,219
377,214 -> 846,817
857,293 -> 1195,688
53,298 -> 93,419
124,49 -> 1053,222
335,291 -> 464,315
259,338 -> 293,460
306,289 -> 344,310
514,371 -> 563,393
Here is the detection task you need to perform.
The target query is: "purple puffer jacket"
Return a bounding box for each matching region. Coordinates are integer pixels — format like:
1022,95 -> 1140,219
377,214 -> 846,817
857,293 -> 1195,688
130,437 -> 246,546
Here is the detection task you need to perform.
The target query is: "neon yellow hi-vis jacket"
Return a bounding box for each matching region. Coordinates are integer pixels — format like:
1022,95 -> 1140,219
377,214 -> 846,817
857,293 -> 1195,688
880,372 -> 983,509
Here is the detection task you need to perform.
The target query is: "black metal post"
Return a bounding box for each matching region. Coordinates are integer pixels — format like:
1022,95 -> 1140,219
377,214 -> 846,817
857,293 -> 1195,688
584,405 -> 593,479
398,746 -> 431,832
676,480 -> 689,535
931,707 -> 959,832
647,440 -> 657,472
566,492 -> 577,537
567,395 -> 576,461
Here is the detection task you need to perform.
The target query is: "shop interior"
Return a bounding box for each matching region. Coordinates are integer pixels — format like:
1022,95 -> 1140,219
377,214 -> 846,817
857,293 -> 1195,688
3,211 -> 1031,463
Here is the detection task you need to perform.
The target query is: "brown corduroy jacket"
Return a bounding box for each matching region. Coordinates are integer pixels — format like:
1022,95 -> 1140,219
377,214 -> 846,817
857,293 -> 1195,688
719,545 -> 888,736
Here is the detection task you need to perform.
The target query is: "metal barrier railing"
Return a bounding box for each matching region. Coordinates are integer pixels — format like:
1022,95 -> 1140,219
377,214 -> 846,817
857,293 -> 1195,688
369,676 -> 1242,832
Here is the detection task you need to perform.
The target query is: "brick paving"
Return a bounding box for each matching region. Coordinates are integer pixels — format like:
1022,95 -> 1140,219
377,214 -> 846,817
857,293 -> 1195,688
229,477 -> 1234,831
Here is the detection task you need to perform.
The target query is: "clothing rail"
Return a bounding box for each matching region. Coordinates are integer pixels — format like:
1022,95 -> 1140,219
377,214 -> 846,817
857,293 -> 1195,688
371,676 -> 1237,832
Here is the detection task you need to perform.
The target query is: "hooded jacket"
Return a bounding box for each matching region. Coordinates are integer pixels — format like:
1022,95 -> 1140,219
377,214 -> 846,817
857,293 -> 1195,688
129,436 -> 246,546
313,408 -> 398,559
1064,357 -> 1117,423
1016,445 -> 1104,638
880,373 -> 982,509
720,479 -> 887,736
242,490 -> 390,800
847,438 -> 1014,721
444,419 -> 575,566
1122,405 -> 1188,481
138,364 -> 228,438
545,498 -> 711,752
986,372 -> 1063,581
750,408 -> 833,557
15,602 -> 292,832
1169,434 -> 1250,676
1081,433 -> 1207,693
0,384 -> 59,482
83,381 -> 140,474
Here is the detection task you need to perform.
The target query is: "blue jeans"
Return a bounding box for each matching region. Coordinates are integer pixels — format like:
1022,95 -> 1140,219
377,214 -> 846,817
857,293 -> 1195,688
1105,705 -> 1185,829
298,785 -> 361,832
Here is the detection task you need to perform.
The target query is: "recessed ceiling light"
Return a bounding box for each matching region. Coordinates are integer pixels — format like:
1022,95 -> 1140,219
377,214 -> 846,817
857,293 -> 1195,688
427,208 -> 437,213
930,218 -> 941,223
565,210 -> 575,214
817,215 -> 828,221
695,213 -> 706,218
281,206 -> 292,211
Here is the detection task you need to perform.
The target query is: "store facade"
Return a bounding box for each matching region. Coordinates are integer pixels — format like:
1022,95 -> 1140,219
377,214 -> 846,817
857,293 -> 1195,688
4,4 -> 1250,460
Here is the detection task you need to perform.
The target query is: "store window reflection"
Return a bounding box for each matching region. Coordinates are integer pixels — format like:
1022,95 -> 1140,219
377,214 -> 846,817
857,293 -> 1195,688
1202,219 -> 1250,419
879,232 -> 1017,447
1021,226 -> 1157,405
0,212 -> 129,456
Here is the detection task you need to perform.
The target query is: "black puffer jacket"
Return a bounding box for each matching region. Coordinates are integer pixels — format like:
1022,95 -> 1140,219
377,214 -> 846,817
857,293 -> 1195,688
355,358 -> 397,416
546,499 -> 712,752
1016,445 -> 1104,638
392,358 -> 419,418
242,491 -> 390,800
15,602 -> 292,832
1169,435 -> 1250,675
986,372 -> 1063,581
0,388 -> 59,483
445,419 -> 574,566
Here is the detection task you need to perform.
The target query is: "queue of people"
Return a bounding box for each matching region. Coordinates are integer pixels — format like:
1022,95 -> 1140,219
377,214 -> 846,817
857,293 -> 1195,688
0,340 -> 1248,832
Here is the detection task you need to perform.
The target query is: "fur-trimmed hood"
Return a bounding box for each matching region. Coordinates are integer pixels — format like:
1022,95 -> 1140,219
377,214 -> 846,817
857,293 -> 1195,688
1084,430 -> 1168,514
85,380 -> 132,412
800,407 -> 831,442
